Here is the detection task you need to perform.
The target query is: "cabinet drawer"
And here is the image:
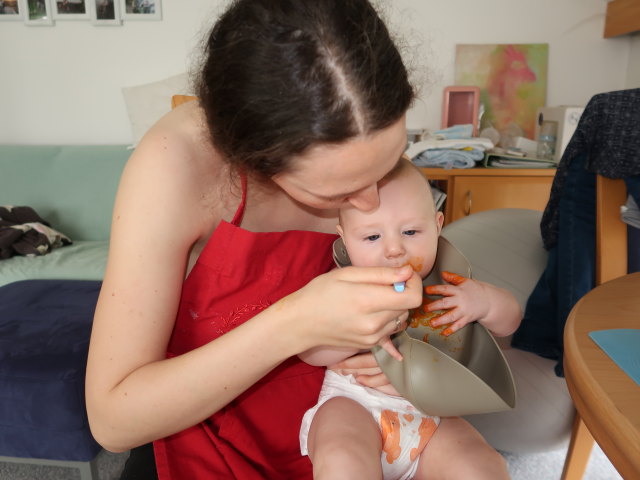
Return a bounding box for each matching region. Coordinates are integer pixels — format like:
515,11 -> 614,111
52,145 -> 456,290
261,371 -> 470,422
450,176 -> 553,222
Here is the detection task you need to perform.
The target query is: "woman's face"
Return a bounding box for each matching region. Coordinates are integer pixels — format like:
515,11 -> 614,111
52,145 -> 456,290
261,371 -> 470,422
272,116 -> 407,211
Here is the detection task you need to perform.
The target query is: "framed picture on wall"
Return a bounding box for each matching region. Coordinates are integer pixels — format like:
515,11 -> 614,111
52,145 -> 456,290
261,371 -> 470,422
52,0 -> 89,19
0,0 -> 23,21
24,0 -> 54,25
92,0 -> 121,25
120,0 -> 160,20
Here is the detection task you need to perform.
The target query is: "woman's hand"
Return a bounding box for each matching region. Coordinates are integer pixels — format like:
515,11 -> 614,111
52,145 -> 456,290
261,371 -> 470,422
329,352 -> 401,396
284,265 -> 422,355
423,271 -> 522,337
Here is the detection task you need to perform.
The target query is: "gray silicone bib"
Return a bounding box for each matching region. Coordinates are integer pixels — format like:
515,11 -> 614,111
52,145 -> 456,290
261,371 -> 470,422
332,236 -> 516,417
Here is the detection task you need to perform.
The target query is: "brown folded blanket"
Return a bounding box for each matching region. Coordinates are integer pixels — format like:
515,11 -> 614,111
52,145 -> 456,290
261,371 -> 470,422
0,205 -> 72,259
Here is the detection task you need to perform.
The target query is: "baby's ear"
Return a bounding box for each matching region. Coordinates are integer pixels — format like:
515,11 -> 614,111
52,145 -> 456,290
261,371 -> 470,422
435,212 -> 444,235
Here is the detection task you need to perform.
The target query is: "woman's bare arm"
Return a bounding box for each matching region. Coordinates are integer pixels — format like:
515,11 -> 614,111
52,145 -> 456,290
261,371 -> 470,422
86,119 -> 309,451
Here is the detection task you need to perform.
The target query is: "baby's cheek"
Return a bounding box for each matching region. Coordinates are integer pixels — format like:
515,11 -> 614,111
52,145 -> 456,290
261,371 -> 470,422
418,253 -> 437,278
349,249 -> 383,268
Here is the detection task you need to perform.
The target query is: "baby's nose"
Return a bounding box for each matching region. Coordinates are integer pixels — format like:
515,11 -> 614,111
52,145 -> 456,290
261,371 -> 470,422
385,239 -> 405,258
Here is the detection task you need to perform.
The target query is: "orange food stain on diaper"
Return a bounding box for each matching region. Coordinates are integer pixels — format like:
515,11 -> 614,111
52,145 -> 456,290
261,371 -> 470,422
380,410 -> 402,464
410,418 -> 438,462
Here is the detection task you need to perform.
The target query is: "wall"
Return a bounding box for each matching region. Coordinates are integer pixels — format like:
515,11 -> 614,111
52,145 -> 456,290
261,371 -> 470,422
0,0 -> 632,145
625,33 -> 640,88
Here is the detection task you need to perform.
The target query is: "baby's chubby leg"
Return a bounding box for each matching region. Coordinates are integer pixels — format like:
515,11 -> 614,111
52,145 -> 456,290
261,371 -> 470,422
415,417 -> 509,480
307,396 -> 383,480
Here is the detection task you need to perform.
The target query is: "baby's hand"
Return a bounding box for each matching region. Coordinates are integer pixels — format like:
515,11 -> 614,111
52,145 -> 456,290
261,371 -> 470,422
422,271 -> 490,336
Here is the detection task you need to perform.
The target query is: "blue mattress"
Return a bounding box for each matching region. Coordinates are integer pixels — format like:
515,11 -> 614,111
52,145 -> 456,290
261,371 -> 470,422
0,279 -> 102,461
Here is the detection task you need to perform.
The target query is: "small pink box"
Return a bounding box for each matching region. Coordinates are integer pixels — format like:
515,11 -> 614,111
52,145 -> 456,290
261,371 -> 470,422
441,86 -> 481,136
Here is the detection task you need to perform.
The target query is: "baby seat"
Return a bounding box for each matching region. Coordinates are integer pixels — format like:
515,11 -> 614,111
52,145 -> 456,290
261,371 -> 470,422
333,236 -> 516,417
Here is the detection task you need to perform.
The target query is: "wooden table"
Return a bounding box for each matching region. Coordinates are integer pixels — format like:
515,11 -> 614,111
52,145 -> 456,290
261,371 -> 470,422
563,272 -> 640,479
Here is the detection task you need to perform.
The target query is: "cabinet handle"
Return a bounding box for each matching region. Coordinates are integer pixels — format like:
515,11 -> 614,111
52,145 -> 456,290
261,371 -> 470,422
464,190 -> 472,216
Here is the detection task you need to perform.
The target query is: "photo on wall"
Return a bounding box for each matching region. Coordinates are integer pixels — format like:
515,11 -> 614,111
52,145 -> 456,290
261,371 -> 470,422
53,0 -> 89,19
25,0 -> 54,25
0,0 -> 22,20
93,0 -> 121,25
120,0 -> 160,20
454,43 -> 548,141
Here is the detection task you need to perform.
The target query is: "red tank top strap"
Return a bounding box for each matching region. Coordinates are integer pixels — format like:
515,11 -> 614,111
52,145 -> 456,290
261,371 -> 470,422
230,171 -> 247,227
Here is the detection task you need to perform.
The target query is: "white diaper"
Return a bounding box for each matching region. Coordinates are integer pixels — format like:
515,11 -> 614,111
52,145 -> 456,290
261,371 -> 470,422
300,370 -> 440,480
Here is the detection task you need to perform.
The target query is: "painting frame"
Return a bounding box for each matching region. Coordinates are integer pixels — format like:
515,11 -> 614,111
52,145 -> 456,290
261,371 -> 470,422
120,0 -> 160,20
0,0 -> 23,21
454,43 -> 548,141
52,0 -> 90,19
92,0 -> 121,26
24,0 -> 54,25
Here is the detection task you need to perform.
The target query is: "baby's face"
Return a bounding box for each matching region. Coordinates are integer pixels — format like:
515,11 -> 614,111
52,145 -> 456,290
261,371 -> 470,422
338,169 -> 443,278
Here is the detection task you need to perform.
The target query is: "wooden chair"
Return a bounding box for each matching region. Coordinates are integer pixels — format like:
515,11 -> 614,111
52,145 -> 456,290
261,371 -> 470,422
560,175 -> 629,480
171,94 -> 197,109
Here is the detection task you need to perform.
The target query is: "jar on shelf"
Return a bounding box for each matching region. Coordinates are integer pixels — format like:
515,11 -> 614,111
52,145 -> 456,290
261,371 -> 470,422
537,120 -> 558,160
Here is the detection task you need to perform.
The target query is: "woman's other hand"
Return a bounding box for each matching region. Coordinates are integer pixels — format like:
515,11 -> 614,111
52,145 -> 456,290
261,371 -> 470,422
329,352 -> 401,396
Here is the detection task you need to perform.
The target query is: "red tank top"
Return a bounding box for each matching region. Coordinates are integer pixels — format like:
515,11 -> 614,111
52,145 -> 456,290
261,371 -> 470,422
153,175 -> 337,479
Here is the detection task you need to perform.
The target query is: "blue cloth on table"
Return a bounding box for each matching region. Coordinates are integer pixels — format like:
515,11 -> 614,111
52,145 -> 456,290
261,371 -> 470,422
0,279 -> 102,461
589,329 -> 640,386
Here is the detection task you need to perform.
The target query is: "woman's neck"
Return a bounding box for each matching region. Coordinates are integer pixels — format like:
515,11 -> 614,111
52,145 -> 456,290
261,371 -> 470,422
241,172 -> 338,234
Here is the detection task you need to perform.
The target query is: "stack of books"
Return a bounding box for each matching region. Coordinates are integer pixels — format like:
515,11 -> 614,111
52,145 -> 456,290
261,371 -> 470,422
483,148 -> 556,169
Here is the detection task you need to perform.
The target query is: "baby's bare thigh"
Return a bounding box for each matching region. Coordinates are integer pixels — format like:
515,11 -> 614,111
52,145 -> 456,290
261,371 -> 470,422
307,397 -> 382,471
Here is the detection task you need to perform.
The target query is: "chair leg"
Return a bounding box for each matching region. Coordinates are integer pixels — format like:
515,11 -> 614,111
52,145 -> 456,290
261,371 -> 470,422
561,414 -> 594,480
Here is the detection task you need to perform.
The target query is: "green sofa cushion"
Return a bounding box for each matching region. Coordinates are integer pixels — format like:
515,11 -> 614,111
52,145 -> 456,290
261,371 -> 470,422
0,241 -> 108,288
0,145 -> 130,242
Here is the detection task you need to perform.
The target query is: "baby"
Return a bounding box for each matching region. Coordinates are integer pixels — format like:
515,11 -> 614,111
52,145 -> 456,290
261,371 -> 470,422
298,159 -> 520,480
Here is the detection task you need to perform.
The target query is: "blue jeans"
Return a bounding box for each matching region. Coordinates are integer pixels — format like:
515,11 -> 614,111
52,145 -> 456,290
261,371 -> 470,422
512,152 -> 595,376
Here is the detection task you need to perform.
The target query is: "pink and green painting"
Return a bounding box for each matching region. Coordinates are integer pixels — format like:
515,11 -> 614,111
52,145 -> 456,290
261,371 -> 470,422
454,44 -> 548,140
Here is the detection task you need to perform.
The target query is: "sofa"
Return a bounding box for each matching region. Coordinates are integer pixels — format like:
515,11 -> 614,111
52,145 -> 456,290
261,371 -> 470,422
0,145 -> 131,286
0,145 -> 131,479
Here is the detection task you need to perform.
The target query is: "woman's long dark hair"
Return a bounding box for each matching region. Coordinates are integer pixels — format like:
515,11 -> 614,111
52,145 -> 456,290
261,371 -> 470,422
197,0 -> 414,177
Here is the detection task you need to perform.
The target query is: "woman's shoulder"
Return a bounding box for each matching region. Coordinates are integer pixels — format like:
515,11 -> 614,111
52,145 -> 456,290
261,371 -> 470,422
133,101 -> 218,174
119,102 -> 232,239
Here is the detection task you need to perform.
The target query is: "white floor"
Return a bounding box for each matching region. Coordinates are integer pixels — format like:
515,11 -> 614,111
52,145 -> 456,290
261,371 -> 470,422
0,442 -> 624,480
503,442 -> 622,480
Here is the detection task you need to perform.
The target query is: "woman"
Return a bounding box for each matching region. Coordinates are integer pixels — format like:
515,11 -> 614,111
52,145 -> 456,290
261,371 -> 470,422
86,0 -> 507,478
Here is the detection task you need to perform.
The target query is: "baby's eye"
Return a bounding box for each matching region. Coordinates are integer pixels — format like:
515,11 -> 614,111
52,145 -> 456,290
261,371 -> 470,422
403,230 -> 418,236
365,234 -> 380,242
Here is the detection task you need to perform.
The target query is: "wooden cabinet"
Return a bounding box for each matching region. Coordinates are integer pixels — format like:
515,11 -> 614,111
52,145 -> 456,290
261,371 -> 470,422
419,167 -> 556,225
604,0 -> 640,37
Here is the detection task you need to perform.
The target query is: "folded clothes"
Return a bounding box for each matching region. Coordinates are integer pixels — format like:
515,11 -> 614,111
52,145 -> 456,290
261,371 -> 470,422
412,148 -> 485,169
405,137 -> 494,160
431,124 -> 474,140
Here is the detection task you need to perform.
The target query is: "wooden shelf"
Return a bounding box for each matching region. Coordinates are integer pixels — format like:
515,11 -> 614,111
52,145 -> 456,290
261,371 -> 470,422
420,167 -> 556,225
604,0 -> 640,38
